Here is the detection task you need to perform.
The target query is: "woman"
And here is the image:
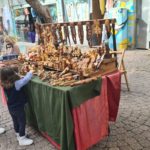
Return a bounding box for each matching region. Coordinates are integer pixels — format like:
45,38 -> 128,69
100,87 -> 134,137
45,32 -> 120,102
5,36 -> 20,55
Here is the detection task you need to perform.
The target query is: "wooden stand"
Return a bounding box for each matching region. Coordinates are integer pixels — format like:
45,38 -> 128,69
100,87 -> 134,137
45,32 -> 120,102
90,58 -> 117,77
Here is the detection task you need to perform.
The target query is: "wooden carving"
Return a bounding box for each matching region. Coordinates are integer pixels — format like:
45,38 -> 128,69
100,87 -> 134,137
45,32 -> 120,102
70,23 -> 77,44
57,24 -> 63,42
78,22 -> 84,44
64,24 -> 70,44
86,22 -> 92,47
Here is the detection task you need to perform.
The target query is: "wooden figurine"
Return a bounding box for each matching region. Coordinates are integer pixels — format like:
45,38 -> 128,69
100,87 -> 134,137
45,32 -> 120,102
51,24 -> 58,44
64,24 -> 70,44
70,23 -> 77,44
93,20 -> 102,37
78,22 -> 84,44
105,19 -> 111,38
57,24 -> 63,42
86,22 -> 92,47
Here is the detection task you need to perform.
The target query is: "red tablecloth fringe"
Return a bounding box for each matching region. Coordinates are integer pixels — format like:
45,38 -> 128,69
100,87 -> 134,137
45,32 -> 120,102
41,132 -> 60,150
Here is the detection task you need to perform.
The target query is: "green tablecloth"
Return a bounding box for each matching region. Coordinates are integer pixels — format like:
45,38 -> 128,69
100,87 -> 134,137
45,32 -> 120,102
25,77 -> 102,150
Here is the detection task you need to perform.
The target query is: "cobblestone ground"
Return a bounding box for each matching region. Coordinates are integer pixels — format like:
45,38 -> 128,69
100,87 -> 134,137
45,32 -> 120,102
0,50 -> 150,150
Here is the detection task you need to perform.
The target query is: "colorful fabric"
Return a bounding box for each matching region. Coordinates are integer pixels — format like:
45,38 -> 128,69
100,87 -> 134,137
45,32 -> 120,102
72,71 -> 121,150
73,76 -> 109,150
38,71 -> 121,150
99,0 -> 105,15
25,77 -> 102,150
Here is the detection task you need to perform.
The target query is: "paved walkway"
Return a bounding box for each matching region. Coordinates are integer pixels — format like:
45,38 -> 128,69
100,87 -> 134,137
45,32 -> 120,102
0,50 -> 150,150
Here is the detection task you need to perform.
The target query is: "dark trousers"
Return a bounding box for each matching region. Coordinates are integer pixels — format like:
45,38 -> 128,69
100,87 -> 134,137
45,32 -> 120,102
9,108 -> 26,137
29,32 -> 35,43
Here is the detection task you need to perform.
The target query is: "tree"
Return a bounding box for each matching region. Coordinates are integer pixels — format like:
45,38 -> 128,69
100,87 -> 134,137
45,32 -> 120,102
92,0 -> 103,19
25,0 -> 52,23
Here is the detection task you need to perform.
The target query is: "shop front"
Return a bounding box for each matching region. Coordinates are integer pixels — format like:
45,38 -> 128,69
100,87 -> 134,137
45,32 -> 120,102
12,0 -> 57,42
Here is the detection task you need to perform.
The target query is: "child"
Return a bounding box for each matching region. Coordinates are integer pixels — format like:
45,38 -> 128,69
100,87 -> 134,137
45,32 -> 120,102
0,66 -> 33,146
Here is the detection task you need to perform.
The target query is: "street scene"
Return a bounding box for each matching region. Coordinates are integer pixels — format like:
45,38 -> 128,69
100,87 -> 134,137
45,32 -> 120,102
0,0 -> 150,150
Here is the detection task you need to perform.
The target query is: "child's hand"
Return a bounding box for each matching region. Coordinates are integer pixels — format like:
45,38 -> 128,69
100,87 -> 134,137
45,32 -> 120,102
29,70 -> 34,74
29,70 -> 37,76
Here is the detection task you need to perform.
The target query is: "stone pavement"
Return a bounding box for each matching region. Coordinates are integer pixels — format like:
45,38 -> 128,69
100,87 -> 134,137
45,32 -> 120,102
0,50 -> 150,150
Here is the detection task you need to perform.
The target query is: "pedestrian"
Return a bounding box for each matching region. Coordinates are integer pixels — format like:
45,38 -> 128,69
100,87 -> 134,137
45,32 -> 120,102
23,22 -> 29,42
0,66 -> 33,146
29,23 -> 36,43
5,36 -> 20,55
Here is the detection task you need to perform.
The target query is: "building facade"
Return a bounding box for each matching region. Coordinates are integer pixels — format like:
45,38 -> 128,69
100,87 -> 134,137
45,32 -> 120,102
2,0 -> 149,49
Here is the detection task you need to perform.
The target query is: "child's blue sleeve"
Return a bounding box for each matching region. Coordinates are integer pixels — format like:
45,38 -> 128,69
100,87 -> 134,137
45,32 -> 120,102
15,71 -> 33,91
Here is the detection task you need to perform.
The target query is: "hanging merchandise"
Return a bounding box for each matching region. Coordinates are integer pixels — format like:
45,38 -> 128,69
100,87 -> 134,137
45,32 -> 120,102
63,24 -> 70,44
70,23 -> 77,44
86,22 -> 92,47
51,24 -> 58,44
93,20 -> 102,38
101,25 -> 107,44
105,19 -> 111,38
57,24 -> 63,43
99,0 -> 105,15
78,22 -> 84,44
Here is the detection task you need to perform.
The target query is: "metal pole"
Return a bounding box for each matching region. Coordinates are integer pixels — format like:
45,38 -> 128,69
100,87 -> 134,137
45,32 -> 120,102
61,0 -> 66,22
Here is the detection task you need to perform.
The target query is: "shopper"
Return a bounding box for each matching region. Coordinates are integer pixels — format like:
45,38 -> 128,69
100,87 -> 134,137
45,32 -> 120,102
0,66 -> 33,146
29,23 -> 36,43
5,36 -> 20,55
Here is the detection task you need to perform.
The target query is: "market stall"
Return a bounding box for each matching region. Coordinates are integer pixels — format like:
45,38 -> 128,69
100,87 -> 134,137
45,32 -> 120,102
20,18 -> 120,150
1,18 -> 121,150
25,71 -> 121,150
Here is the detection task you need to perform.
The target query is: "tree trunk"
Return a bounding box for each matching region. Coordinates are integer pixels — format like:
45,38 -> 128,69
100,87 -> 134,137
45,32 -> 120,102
92,0 -> 102,19
26,0 -> 52,23
92,0 -> 103,46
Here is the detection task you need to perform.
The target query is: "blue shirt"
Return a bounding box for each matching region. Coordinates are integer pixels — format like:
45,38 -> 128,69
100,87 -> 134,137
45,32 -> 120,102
15,71 -> 33,91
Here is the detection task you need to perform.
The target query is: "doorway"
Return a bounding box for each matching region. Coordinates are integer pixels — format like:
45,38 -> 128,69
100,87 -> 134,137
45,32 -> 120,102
136,0 -> 150,49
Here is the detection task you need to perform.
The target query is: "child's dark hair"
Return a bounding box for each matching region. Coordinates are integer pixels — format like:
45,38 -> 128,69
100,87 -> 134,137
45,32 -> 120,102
0,66 -> 20,89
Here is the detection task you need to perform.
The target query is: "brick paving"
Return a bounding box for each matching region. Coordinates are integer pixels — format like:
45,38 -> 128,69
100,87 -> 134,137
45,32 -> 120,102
0,49 -> 150,150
